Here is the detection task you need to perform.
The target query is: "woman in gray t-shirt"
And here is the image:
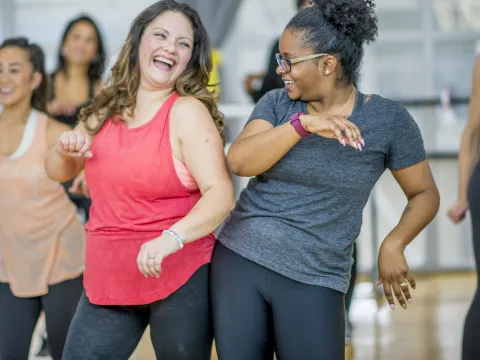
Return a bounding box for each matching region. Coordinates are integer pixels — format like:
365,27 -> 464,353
211,1 -> 440,359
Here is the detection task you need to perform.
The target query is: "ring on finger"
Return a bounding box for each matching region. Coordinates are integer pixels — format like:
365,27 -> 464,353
148,252 -> 156,259
400,281 -> 409,288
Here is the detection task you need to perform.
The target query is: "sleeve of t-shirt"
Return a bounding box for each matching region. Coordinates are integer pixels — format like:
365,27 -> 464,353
387,106 -> 427,171
245,91 -> 278,127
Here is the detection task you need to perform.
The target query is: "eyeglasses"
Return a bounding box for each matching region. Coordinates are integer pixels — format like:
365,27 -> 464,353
275,53 -> 330,73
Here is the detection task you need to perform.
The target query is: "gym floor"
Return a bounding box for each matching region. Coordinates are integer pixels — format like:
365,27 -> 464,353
29,273 -> 475,360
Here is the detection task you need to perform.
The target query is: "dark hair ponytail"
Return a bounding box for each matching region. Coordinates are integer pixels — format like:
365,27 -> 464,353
287,0 -> 378,84
0,37 -> 49,113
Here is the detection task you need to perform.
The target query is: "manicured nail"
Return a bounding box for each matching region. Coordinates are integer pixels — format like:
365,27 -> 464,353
408,298 -> 413,304
390,304 -> 395,310
342,139 -> 346,146
358,144 -> 363,151
402,303 -> 407,310
362,139 -> 365,146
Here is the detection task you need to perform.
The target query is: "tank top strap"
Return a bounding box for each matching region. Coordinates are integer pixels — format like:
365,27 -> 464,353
163,92 -> 180,114
154,92 -> 181,135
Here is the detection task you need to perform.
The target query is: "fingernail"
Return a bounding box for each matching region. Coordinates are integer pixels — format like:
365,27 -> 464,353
85,151 -> 93,157
408,298 -> 413,304
342,139 -> 346,146
390,304 -> 395,310
402,304 -> 407,310
358,144 -> 363,151
362,140 -> 365,146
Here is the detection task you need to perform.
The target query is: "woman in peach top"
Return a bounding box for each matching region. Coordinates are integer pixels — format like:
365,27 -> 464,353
0,37 -> 85,360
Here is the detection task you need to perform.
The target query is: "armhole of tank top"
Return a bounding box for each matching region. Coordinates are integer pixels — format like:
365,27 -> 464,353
9,109 -> 39,159
166,93 -> 198,191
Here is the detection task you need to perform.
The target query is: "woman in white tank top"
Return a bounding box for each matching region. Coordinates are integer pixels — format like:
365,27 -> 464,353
0,37 -> 85,360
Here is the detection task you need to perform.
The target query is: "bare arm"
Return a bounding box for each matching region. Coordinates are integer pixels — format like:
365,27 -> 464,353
227,119 -> 302,177
377,160 -> 440,310
228,114 -> 362,177
137,97 -> 235,277
44,121 -> 93,183
386,160 -> 440,249
458,56 -> 480,201
168,97 -> 235,242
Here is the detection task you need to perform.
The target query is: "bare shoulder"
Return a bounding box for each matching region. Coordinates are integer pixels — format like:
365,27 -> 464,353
171,96 -> 217,133
172,96 -> 211,119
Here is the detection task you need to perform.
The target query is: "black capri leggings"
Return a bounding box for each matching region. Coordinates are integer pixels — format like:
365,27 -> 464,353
0,275 -> 83,360
211,242 -> 345,360
462,162 -> 480,360
62,264 -> 212,360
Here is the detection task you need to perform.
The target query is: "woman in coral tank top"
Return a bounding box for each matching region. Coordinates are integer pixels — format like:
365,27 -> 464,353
45,1 -> 234,359
0,38 -> 85,360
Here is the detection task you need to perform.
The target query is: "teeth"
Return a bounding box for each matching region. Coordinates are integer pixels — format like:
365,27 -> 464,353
284,80 -> 294,85
154,56 -> 174,66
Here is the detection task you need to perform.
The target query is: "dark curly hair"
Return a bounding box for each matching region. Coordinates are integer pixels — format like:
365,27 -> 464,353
0,37 -> 48,113
287,0 -> 378,85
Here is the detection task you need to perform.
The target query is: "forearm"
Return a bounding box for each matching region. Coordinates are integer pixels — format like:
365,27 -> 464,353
227,122 -> 301,176
45,148 -> 84,182
457,128 -> 480,201
169,184 -> 235,243
458,56 -> 480,200
384,187 -> 440,250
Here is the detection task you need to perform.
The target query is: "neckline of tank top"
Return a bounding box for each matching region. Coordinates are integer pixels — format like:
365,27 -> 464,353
119,91 -> 178,132
1,109 -> 39,160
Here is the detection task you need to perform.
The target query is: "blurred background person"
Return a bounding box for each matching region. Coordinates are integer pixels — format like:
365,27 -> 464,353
448,53 -> 480,360
0,37 -> 85,360
47,14 -> 106,222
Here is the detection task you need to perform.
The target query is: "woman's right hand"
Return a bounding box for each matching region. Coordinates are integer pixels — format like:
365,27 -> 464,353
300,114 -> 364,150
448,198 -> 469,224
54,130 -> 93,158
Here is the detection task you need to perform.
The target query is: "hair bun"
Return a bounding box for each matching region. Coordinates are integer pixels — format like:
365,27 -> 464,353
320,0 -> 378,44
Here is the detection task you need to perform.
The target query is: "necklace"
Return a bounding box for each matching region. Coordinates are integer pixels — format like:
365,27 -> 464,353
307,87 -> 356,116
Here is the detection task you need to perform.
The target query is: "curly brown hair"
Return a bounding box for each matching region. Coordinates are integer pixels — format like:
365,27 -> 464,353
79,0 -> 224,141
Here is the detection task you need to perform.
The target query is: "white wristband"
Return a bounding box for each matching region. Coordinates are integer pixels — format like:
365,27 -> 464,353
162,229 -> 184,250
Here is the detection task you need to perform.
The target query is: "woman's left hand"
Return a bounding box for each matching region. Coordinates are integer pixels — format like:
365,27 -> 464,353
377,239 -> 416,310
136,234 -> 180,278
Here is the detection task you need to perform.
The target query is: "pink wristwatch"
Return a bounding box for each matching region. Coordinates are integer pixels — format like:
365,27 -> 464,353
289,112 -> 310,137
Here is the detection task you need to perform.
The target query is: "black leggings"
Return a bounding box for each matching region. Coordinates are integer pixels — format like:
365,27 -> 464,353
0,275 -> 83,360
463,162 -> 480,360
63,264 -> 212,360
211,242 -> 345,360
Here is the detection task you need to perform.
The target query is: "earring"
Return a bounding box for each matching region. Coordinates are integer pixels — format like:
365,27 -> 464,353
324,70 -> 329,76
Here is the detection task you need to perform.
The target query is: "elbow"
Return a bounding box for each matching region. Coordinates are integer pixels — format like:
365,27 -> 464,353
227,157 -> 244,176
221,184 -> 236,216
227,152 -> 259,177
431,186 -> 441,217
423,185 -> 440,220
226,148 -> 243,176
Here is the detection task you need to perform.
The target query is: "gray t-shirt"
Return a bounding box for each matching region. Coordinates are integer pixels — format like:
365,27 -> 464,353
218,88 -> 426,294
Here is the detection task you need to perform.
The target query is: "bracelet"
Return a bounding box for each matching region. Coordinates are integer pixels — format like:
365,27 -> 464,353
162,229 -> 184,250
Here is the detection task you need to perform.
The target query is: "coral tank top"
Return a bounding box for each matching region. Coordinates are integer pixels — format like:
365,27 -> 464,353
84,92 -> 215,305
